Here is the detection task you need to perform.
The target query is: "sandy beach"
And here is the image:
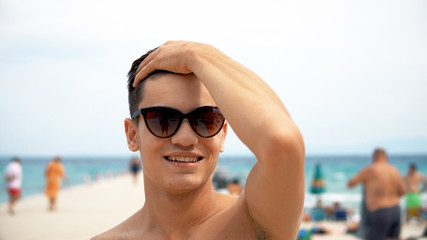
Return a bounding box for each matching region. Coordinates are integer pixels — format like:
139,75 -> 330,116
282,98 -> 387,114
1,174 -> 426,240
300,221 -> 427,240
0,174 -> 145,240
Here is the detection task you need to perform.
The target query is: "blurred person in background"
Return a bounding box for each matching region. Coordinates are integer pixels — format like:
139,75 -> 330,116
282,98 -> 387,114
226,178 -> 243,196
45,156 -> 68,211
347,148 -> 406,240
129,157 -> 142,184
4,157 -> 22,215
403,163 -> 427,222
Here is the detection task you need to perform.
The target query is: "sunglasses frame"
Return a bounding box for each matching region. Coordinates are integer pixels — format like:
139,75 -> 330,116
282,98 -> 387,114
131,106 -> 225,138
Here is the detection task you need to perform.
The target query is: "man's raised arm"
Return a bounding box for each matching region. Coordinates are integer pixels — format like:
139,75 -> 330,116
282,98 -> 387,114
135,41 -> 305,238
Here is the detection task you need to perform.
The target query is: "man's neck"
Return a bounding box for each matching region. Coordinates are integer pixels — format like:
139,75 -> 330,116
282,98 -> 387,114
140,180 -> 219,238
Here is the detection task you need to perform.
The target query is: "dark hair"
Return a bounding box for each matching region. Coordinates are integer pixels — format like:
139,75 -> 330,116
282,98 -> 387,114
127,49 -> 155,118
127,48 -> 172,119
409,163 -> 417,170
373,147 -> 387,159
232,178 -> 240,184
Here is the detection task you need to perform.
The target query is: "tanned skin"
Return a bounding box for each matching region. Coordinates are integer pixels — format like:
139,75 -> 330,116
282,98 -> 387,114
92,41 -> 305,240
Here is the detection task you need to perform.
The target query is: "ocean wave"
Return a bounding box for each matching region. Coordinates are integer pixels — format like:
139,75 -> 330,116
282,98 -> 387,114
305,192 -> 362,207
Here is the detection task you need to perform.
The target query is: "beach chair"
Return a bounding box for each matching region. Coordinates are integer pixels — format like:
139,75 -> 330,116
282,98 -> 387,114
311,208 -> 326,221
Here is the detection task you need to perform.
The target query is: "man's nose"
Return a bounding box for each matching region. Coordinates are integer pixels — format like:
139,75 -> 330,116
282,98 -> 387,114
170,119 -> 198,147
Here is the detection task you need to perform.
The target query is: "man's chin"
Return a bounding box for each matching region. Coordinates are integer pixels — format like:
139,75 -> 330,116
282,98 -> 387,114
164,178 -> 210,194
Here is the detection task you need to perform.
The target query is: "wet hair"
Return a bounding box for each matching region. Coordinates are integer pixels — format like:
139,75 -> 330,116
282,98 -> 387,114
127,48 -> 172,119
409,163 -> 417,170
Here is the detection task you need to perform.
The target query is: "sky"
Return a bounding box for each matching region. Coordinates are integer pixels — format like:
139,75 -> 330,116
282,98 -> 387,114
1,0 -> 426,157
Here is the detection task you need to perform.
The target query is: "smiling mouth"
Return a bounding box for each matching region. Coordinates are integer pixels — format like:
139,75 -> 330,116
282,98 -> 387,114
164,156 -> 203,163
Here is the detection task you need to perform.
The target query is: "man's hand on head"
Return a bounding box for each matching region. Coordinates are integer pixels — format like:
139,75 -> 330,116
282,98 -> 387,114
133,41 -> 202,88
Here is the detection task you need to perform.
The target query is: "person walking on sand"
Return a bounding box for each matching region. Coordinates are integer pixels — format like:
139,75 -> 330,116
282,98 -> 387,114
4,157 -> 22,215
347,148 -> 406,240
403,163 -> 427,222
45,156 -> 68,211
226,178 -> 243,196
129,157 -> 142,184
92,40 -> 305,239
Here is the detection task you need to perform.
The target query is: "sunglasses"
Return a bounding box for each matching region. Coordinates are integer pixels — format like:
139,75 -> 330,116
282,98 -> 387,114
132,106 -> 225,138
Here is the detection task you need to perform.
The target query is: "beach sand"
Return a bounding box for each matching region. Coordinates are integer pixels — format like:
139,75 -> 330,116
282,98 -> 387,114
1,174 -> 426,240
301,221 -> 427,240
0,174 -> 144,240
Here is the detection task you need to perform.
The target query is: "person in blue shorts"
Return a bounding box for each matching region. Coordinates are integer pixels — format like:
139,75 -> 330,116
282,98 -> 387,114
348,148 -> 406,240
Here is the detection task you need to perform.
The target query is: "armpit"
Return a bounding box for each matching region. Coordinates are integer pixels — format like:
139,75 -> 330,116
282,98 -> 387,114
255,224 -> 272,240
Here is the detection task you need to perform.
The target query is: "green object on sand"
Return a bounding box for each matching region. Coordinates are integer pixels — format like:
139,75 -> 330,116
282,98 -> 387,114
406,192 -> 422,208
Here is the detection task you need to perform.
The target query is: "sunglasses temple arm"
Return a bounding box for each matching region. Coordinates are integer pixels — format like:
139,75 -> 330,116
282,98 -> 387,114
131,109 -> 142,120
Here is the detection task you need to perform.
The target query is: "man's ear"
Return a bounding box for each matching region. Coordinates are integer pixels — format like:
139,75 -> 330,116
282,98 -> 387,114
219,121 -> 228,153
124,118 -> 139,152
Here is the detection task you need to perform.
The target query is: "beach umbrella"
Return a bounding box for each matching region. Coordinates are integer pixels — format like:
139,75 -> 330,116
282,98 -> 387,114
310,163 -> 326,195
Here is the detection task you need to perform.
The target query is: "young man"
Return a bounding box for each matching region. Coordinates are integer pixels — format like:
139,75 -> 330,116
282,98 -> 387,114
93,41 -> 305,239
347,148 -> 406,240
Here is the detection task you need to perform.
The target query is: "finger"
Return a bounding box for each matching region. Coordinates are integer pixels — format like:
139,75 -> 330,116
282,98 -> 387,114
133,60 -> 158,87
133,41 -> 178,87
133,49 -> 161,87
136,47 -> 159,74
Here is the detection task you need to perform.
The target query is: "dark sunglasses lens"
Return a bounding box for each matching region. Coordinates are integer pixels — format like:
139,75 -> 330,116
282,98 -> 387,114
191,107 -> 225,137
144,108 -> 180,137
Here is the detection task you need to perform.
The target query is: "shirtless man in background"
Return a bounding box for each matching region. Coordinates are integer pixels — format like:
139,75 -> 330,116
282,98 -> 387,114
404,163 -> 427,221
92,41 -> 305,239
348,148 -> 406,240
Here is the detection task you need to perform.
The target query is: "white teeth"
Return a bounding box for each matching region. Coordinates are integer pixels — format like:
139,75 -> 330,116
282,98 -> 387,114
167,156 -> 199,163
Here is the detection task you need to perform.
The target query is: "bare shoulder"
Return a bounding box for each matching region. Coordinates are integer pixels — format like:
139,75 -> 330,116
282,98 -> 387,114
359,165 -> 373,177
91,210 -> 141,240
91,223 -> 131,240
91,228 -> 126,240
192,192 -> 269,240
387,164 -> 402,176
214,191 -> 239,208
91,232 -> 114,240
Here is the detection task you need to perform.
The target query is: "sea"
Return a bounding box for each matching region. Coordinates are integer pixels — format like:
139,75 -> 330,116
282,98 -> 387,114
1,155 -> 426,214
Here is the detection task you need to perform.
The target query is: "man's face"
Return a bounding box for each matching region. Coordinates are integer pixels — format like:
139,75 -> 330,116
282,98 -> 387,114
133,73 -> 227,192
